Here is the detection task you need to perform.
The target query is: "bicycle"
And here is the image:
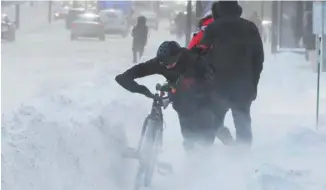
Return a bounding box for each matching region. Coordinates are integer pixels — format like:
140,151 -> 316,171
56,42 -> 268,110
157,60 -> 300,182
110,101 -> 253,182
123,82 -> 174,190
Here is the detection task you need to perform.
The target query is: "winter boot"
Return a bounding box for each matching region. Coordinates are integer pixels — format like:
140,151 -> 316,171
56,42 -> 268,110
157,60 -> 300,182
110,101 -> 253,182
216,126 -> 234,145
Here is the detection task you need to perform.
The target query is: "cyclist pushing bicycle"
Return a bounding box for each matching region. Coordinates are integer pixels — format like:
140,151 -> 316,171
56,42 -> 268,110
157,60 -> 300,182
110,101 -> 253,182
115,41 -> 233,151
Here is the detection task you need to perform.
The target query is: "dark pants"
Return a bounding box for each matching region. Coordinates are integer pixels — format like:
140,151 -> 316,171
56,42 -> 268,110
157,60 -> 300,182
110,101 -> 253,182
177,108 -> 216,150
132,47 -> 144,63
211,95 -> 253,145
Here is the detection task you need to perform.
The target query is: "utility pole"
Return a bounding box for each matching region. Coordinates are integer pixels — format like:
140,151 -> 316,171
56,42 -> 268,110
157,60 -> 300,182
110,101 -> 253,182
73,0 -> 78,8
316,2 -> 324,129
260,1 -> 264,20
196,1 -> 203,18
313,1 -> 325,129
271,1 -> 278,54
185,0 -> 192,46
48,1 -> 52,23
15,3 -> 20,29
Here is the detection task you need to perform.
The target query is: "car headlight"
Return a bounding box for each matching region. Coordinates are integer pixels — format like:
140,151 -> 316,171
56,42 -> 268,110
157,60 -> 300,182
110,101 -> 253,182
262,20 -> 272,25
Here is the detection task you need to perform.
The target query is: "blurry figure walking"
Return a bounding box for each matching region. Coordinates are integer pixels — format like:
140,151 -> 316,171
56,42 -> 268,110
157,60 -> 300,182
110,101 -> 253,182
174,12 -> 186,39
198,1 -> 264,146
132,16 -> 148,63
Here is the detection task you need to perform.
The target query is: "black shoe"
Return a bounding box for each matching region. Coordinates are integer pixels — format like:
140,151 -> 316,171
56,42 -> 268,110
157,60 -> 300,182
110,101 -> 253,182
216,126 -> 234,145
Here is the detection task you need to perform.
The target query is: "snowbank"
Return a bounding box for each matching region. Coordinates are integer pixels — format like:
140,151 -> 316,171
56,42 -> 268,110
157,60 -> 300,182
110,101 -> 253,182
1,77 -> 152,190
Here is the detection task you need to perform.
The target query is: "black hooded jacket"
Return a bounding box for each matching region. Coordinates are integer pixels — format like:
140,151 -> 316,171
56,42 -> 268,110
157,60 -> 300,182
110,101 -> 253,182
200,1 -> 264,103
115,48 -> 213,115
132,16 -> 148,50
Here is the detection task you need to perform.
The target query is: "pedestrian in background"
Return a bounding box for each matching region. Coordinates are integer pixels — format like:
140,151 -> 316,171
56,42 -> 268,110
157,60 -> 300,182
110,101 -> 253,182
131,16 -> 148,63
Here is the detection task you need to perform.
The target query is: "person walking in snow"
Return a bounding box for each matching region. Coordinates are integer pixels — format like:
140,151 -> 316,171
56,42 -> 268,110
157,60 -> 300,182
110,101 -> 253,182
197,1 -> 264,146
131,16 -> 148,63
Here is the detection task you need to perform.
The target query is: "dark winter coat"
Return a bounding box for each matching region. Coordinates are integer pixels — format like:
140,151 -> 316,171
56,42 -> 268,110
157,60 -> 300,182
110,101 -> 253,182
115,48 -> 213,115
132,16 -> 148,51
200,1 -> 264,103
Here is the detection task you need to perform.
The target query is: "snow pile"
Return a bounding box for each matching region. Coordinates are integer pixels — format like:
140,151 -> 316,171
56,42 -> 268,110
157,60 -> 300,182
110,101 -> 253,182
1,78 -> 152,190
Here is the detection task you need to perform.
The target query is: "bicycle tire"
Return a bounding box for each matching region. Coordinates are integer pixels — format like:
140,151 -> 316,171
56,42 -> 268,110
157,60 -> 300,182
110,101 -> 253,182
134,117 -> 162,190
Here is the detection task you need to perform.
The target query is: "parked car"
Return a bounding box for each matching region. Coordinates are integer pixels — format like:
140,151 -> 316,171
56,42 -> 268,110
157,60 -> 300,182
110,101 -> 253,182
70,13 -> 105,41
1,14 -> 16,41
99,9 -> 129,37
54,5 -> 70,20
65,7 -> 85,29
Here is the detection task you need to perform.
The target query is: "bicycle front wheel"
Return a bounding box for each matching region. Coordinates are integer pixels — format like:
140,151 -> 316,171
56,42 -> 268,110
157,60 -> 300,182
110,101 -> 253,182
134,118 -> 162,190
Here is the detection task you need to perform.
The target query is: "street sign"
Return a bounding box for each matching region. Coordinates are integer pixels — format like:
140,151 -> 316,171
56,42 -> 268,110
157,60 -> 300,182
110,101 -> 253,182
313,1 -> 326,35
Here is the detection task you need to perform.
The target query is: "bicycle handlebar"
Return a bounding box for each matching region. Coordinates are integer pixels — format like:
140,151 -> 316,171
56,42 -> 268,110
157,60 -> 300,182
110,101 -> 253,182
152,82 -> 173,109
156,83 -> 163,91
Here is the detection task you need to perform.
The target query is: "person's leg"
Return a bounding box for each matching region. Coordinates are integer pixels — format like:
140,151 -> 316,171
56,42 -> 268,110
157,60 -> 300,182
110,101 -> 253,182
210,94 -> 232,144
308,50 -> 317,72
178,113 -> 197,151
305,50 -> 309,61
132,49 -> 137,63
231,101 -> 252,145
193,108 -> 216,146
139,46 -> 144,59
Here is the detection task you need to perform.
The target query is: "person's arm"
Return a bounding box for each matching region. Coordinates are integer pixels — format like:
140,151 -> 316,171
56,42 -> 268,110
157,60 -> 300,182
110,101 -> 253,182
115,58 -> 161,98
131,26 -> 136,37
188,31 -> 201,49
251,23 -> 264,90
144,26 -> 148,45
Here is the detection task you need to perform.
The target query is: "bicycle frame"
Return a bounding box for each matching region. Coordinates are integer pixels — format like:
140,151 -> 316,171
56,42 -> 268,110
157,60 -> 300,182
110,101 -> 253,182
137,97 -> 164,152
121,83 -> 172,190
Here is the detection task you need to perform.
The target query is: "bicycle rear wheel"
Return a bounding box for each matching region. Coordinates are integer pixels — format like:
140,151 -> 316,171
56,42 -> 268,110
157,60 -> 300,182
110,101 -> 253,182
134,117 -> 162,190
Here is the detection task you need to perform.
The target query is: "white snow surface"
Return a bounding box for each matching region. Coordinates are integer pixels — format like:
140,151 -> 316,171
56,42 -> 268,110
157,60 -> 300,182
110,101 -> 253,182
2,19 -> 326,190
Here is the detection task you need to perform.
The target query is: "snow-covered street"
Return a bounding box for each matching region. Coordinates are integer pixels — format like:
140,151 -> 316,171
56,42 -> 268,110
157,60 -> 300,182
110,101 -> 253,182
2,12 -> 326,190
